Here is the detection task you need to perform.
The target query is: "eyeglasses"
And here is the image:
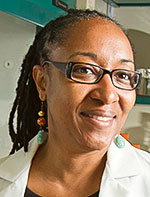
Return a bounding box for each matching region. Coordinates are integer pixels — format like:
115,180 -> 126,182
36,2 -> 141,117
42,61 -> 142,90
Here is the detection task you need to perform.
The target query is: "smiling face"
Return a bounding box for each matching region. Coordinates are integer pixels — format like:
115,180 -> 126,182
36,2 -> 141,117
36,18 -> 136,153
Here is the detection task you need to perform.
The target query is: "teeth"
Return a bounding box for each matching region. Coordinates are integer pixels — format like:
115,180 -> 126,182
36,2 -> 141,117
88,114 -> 112,121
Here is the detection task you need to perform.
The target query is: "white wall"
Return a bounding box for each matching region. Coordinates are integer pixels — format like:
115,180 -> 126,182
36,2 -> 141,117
114,6 -> 150,33
0,11 -> 36,157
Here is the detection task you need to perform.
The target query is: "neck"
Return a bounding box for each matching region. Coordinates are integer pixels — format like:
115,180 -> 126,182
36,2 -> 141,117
28,134 -> 108,196
33,135 -> 107,188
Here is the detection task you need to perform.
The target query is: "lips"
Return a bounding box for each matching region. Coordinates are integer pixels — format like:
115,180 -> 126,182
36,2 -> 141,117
88,115 -> 113,121
81,110 -> 116,119
80,110 -> 116,128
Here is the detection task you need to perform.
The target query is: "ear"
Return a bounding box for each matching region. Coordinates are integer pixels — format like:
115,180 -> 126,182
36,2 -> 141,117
32,65 -> 47,101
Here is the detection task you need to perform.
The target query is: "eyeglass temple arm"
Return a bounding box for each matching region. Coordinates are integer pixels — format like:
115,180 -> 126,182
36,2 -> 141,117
43,61 -> 67,74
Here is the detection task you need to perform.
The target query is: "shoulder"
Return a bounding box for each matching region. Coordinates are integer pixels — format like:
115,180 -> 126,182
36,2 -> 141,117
108,137 -> 150,178
0,155 -> 9,165
107,138 -> 150,195
0,137 -> 39,195
133,147 -> 150,168
0,136 -> 39,173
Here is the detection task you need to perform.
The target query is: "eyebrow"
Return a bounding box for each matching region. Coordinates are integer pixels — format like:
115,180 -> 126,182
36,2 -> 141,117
68,53 -> 134,65
120,59 -> 134,64
68,52 -> 97,60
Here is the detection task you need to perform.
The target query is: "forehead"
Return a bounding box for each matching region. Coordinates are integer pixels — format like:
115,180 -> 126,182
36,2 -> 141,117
50,18 -> 133,63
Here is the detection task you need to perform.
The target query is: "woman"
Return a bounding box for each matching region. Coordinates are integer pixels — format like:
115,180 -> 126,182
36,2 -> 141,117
0,9 -> 149,197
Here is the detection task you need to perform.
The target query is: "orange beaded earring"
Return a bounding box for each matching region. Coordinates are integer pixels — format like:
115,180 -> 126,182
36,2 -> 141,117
37,101 -> 48,144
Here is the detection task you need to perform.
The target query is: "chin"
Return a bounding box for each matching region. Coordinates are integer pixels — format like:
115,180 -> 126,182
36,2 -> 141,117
82,135 -> 112,151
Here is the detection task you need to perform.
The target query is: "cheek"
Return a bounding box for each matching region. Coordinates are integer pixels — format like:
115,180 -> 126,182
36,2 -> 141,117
123,91 -> 136,111
46,77 -> 82,121
119,90 -> 136,123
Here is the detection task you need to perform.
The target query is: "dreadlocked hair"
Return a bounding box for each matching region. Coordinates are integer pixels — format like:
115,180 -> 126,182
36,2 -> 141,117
9,8 -> 123,154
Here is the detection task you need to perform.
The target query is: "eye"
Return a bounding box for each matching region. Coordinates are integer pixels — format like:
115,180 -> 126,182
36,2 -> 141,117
73,66 -> 93,74
115,71 -> 131,81
71,63 -> 100,83
72,64 -> 97,75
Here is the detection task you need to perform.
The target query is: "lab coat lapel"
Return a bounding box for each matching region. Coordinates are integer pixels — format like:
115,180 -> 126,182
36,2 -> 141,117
107,136 -> 141,178
99,136 -> 142,197
0,136 -> 38,182
99,165 -> 131,197
0,137 -> 39,196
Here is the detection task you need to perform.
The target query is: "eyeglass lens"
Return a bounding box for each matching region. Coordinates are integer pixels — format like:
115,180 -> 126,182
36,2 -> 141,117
71,63 -> 140,90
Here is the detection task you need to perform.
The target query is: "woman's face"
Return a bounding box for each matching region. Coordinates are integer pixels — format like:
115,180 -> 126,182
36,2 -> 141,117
42,19 -> 135,152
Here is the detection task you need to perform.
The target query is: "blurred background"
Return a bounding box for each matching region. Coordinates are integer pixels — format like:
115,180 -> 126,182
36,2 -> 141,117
0,0 -> 150,157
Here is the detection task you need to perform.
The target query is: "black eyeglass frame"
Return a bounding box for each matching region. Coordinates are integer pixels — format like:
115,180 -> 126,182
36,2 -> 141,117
42,60 -> 142,91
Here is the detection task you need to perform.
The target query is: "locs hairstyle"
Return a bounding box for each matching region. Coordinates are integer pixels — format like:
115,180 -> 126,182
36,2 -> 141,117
8,9 -> 124,154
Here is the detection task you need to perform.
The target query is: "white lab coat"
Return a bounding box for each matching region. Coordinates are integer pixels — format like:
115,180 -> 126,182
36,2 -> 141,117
0,135 -> 150,197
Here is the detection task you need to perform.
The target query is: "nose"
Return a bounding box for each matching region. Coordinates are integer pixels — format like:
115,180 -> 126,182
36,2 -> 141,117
89,74 -> 119,104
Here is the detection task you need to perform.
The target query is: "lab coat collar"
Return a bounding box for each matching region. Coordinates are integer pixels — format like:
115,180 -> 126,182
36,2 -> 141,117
0,136 -> 39,182
99,136 -> 143,197
107,135 -> 142,178
0,135 -> 142,183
